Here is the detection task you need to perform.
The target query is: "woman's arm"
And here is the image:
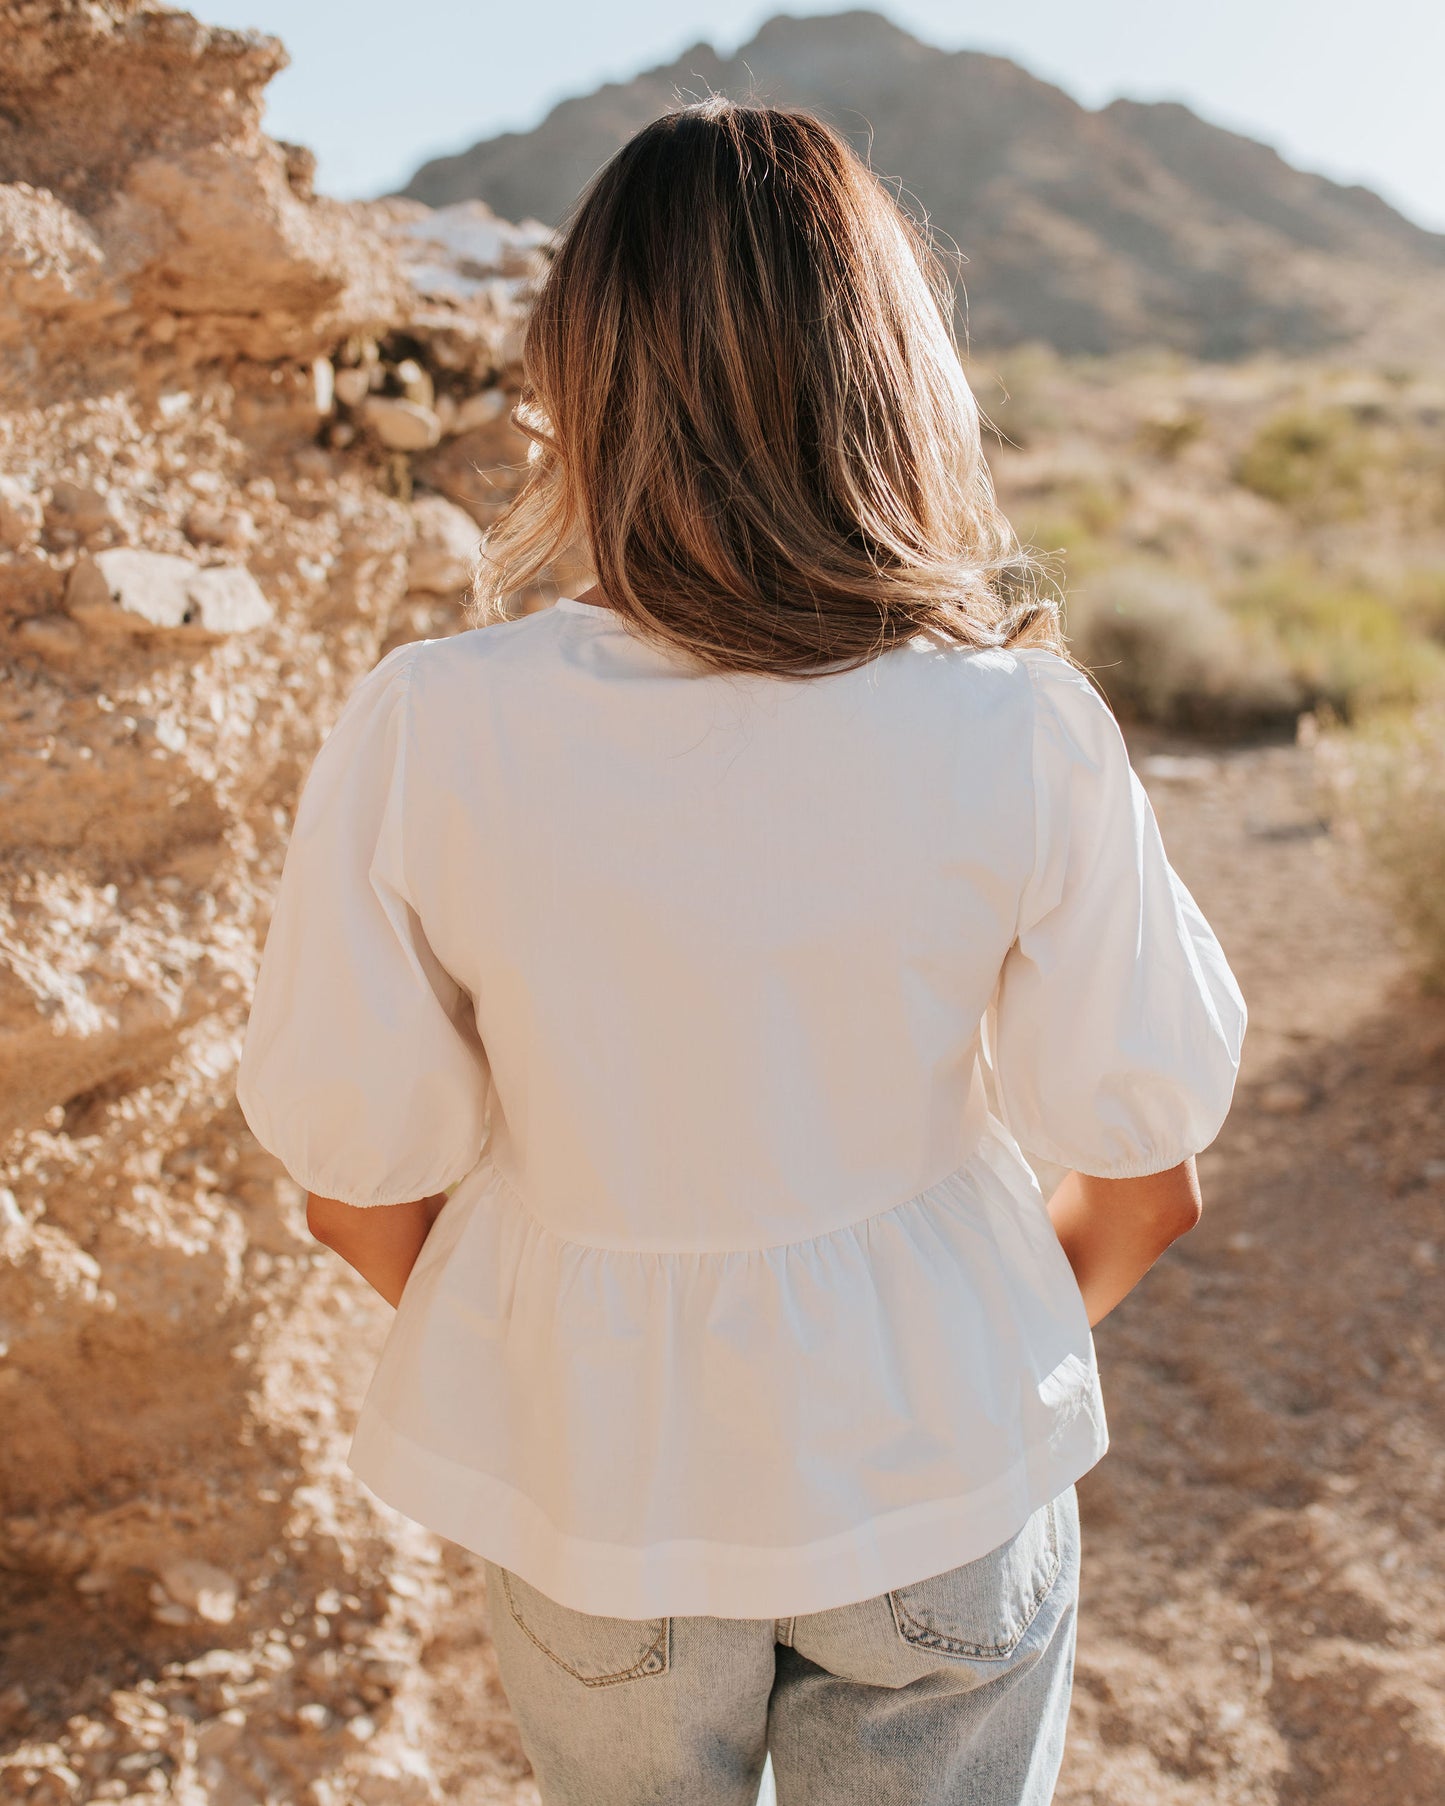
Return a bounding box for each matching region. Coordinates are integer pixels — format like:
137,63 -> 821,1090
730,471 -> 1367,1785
1047,1158 -> 1202,1328
305,1191 -> 450,1307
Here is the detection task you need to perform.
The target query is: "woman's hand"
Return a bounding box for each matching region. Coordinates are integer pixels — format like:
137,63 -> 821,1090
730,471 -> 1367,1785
1046,1159 -> 1202,1327
305,1191 -> 450,1307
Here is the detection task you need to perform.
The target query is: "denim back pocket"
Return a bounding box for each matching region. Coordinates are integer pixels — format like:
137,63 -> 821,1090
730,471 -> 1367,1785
499,1569 -> 670,1688
888,1498 -> 1061,1661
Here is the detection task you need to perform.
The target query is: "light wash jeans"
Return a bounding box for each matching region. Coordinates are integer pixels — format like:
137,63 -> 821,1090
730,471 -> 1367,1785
484,1484 -> 1080,1805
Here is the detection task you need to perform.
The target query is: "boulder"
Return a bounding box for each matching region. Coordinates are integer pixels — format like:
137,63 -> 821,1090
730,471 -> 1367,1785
45,480 -> 118,541
362,396 -> 441,452
334,365 -> 373,408
66,548 -> 273,636
407,495 -> 479,595
156,1556 -> 238,1624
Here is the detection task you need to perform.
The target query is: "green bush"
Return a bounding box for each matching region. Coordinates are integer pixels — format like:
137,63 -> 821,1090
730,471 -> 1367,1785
1234,406 -> 1445,527
1227,567 -> 1445,717
1233,407 -> 1376,515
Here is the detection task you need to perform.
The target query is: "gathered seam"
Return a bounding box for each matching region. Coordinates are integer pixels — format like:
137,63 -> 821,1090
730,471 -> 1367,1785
476,1144 -> 1008,1262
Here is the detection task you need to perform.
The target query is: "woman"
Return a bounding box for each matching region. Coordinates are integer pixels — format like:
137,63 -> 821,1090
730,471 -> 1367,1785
238,101 -> 1245,1806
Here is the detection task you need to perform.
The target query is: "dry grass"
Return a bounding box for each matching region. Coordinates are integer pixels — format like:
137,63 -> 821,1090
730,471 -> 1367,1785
1063,565 -> 1298,733
1315,706 -> 1445,992
1226,564 -> 1445,718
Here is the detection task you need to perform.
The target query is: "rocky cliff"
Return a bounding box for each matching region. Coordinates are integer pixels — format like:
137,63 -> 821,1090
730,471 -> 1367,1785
0,5 -> 542,1798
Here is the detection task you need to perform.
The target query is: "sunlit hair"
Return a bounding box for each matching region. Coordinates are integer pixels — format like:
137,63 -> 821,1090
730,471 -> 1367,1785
470,98 -> 1062,676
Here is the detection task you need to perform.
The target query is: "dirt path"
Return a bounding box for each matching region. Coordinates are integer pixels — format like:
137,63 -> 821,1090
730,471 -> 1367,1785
1054,736 -> 1445,1804
410,735 -> 1445,1804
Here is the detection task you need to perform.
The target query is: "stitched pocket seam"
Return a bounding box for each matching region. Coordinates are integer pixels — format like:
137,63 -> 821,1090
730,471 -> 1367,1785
500,1572 -> 671,1688
888,1500 -> 1061,1660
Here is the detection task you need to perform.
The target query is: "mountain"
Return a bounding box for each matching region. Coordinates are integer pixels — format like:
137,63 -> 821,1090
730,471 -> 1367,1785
399,9 -> 1445,360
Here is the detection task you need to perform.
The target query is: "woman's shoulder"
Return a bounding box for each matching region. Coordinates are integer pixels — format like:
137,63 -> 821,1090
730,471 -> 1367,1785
899,642 -> 1126,788
980,643 -> 1095,698
395,611 -> 564,699
898,636 -> 1091,713
955,643 -> 1116,731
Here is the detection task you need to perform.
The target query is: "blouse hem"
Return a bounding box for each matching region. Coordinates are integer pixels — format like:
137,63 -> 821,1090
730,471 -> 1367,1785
346,1403 -> 1109,1621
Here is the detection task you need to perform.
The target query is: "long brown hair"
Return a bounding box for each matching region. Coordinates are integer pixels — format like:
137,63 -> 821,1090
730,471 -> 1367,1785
471,99 -> 1061,676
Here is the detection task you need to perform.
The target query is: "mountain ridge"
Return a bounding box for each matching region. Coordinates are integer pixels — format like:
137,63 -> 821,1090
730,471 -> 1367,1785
399,8 -> 1445,359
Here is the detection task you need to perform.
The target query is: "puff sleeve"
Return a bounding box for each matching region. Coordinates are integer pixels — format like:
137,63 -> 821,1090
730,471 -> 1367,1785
237,643 -> 490,1205
988,651 -> 1246,1179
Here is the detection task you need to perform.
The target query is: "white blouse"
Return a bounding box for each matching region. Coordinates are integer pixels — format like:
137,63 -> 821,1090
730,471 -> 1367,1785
238,597 -> 1245,1619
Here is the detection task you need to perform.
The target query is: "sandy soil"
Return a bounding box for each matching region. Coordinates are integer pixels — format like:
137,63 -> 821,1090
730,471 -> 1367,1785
1053,733 -> 1445,1804
393,731 -> 1445,1803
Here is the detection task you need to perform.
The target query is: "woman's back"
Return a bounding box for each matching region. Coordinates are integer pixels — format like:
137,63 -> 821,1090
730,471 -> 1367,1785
405,599 -> 1035,1246
238,592 -> 1242,1618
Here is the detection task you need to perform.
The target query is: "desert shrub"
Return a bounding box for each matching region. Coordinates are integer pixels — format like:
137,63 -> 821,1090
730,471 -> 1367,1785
1234,406 -> 1445,527
1227,566 -> 1445,717
1065,565 -> 1300,733
1013,476 -> 1132,567
1316,706 -> 1445,991
1068,479 -> 1131,536
1233,407 -> 1375,515
1136,408 -> 1206,461
1396,568 -> 1445,643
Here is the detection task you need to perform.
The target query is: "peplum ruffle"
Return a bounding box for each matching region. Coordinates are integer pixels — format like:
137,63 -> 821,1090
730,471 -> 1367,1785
348,1135 -> 1108,1619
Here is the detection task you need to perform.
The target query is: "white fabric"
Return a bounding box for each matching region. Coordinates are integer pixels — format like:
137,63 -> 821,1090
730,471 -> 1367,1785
237,599 -> 1246,1618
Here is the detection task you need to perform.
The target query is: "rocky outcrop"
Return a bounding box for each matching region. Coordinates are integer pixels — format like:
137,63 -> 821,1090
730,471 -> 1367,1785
0,0 -> 402,383
0,5 -> 539,1799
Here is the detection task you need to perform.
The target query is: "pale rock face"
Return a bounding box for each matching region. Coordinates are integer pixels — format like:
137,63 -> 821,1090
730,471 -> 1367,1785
361,394 -> 443,452
0,4 -> 404,388
186,564 -> 276,634
155,1555 -> 239,1624
407,494 -> 480,596
65,548 -> 273,636
0,474 -> 44,548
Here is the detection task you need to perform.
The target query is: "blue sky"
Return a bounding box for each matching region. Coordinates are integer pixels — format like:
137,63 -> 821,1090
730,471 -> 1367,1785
196,0 -> 1445,231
